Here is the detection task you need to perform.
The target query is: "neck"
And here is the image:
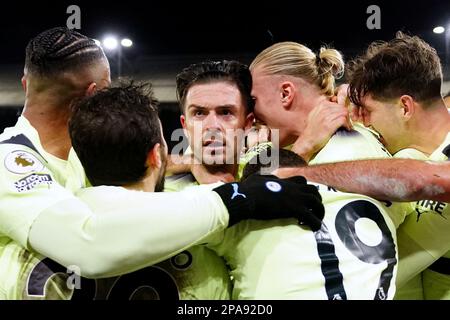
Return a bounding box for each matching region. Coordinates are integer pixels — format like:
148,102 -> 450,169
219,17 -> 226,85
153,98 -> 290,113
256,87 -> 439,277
23,98 -> 72,160
123,173 -> 157,192
282,92 -> 327,151
191,163 -> 237,184
292,91 -> 328,138
405,101 -> 450,155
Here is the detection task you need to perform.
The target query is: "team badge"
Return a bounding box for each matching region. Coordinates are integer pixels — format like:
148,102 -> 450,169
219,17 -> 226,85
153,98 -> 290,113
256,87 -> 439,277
266,181 -> 282,192
4,150 -> 44,174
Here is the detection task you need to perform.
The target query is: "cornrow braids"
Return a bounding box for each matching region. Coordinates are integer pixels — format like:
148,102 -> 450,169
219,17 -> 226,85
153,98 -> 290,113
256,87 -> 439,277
25,27 -> 105,76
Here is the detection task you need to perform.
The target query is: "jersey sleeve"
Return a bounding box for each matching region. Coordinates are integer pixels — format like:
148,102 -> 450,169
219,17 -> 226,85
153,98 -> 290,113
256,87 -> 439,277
0,145 -> 74,248
0,144 -> 230,278
309,124 -> 391,165
395,203 -> 450,287
393,142 -> 450,287
28,186 -> 229,278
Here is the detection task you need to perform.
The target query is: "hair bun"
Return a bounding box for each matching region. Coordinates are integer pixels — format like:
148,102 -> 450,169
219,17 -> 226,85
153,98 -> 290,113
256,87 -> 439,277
317,48 -> 344,79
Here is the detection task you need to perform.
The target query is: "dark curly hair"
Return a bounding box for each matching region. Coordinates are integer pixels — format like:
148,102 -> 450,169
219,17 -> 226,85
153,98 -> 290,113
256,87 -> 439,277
69,81 -> 162,186
347,31 -> 443,107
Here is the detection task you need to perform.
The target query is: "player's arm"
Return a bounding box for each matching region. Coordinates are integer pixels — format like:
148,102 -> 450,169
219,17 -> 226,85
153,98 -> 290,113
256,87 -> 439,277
291,99 -> 351,162
30,175 -> 324,278
28,186 -> 229,278
165,153 -> 193,176
2,153 -> 323,278
275,159 -> 450,202
0,146 -> 228,278
396,204 -> 450,287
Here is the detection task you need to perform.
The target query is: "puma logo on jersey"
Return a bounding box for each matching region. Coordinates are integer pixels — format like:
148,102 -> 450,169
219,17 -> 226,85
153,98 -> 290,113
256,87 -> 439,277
231,183 -> 246,200
15,155 -> 34,167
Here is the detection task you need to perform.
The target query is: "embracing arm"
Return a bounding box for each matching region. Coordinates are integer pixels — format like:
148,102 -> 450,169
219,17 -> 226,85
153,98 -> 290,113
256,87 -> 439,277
276,159 -> 450,202
27,187 -> 228,278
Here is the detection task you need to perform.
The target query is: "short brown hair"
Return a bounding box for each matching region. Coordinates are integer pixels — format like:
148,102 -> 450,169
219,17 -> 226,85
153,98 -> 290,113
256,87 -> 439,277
176,60 -> 254,114
347,32 -> 443,107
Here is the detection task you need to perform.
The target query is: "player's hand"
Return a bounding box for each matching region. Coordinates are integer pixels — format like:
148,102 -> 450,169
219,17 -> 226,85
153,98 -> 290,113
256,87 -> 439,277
166,153 -> 194,175
245,122 -> 271,151
331,84 -> 350,106
291,98 -> 351,162
213,174 -> 324,231
336,84 -> 367,124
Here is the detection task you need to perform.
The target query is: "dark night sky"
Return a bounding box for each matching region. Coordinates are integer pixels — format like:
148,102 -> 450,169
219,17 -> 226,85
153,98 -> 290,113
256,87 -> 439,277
0,0 -> 449,63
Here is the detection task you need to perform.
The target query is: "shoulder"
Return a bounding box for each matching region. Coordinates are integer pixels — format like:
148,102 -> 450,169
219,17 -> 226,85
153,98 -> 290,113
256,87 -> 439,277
164,173 -> 198,192
310,124 -> 391,165
0,138 -> 53,194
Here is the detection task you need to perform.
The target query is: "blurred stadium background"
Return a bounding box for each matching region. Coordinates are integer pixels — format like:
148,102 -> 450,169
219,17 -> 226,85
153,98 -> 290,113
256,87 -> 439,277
1,0 -> 449,151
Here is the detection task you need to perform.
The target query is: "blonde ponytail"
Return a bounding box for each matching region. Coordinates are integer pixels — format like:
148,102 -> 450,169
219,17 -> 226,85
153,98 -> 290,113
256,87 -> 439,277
250,42 -> 344,97
317,47 -> 345,96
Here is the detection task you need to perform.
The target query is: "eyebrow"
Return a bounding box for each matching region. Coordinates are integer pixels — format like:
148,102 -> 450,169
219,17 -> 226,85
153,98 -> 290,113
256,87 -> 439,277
186,104 -> 237,110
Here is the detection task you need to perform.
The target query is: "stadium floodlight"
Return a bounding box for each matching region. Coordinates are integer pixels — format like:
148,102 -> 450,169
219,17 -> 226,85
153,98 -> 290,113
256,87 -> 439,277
103,36 -> 119,50
433,26 -> 445,34
100,35 -> 133,77
433,24 -> 450,66
121,38 -> 133,47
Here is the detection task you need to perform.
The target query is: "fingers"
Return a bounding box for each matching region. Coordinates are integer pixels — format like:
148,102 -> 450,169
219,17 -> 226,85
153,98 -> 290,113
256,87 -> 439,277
324,109 -> 352,133
298,208 -> 323,232
294,190 -> 325,229
336,84 -> 349,106
280,189 -> 324,231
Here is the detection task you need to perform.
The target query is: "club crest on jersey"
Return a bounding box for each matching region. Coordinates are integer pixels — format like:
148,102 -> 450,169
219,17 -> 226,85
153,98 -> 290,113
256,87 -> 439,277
14,173 -> 53,192
4,150 -> 44,174
265,181 -> 282,192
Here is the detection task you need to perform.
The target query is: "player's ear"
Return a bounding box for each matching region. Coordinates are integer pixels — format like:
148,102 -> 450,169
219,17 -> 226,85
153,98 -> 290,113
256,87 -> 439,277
280,81 -> 295,110
147,143 -> 163,169
180,114 -> 190,138
399,95 -> 415,120
21,75 -> 27,92
244,112 -> 255,133
85,82 -> 97,97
